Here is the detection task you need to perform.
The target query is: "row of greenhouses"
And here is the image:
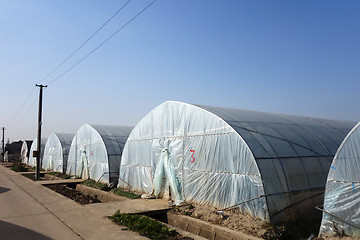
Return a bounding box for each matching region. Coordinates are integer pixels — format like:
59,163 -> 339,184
20,101 -> 360,237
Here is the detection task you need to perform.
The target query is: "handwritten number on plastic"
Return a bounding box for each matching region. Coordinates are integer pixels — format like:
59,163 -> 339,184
190,150 -> 195,163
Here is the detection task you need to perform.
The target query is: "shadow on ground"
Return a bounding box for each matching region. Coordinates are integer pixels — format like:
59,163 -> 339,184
0,187 -> 11,194
0,220 -> 52,240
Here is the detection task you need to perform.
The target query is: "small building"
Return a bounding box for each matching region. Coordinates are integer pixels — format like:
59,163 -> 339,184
320,122 -> 360,237
66,124 -> 133,185
4,140 -> 23,162
42,133 -> 75,173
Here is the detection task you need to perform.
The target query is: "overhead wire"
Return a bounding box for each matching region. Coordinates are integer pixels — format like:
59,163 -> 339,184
5,0 -> 158,138
5,86 -> 37,127
38,0 -> 133,85
7,95 -> 39,129
46,0 -> 158,86
6,0 -> 137,130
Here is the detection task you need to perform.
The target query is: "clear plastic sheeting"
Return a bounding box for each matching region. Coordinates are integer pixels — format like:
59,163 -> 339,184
28,138 -> 47,167
153,148 -> 184,205
21,140 -> 32,164
320,122 -> 360,237
119,101 -> 355,223
42,133 -> 74,173
66,124 -> 132,185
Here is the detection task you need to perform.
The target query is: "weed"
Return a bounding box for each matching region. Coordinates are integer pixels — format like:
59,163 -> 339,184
47,172 -> 71,179
11,162 -> 28,172
111,188 -> 141,199
82,180 -> 111,191
110,211 -> 191,240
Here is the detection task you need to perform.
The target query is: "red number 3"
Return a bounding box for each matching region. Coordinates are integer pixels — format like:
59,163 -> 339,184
190,150 -> 195,163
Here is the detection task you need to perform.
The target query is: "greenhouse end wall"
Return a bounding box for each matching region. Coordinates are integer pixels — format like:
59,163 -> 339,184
67,124 -> 132,185
320,122 -> 360,237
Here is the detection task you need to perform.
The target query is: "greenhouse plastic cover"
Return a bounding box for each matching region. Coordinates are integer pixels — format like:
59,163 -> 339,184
320,122 -> 360,237
42,133 -> 74,173
118,101 -> 356,223
66,124 -> 133,184
28,138 -> 47,167
21,140 -> 32,164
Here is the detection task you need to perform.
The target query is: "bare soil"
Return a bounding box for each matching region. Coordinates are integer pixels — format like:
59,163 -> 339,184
46,184 -> 101,205
172,202 -> 322,240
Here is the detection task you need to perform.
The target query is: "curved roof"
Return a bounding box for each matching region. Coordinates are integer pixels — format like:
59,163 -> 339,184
119,101 -> 356,223
42,133 -> 74,173
67,124 -> 132,184
320,122 -> 360,237
198,104 -> 355,222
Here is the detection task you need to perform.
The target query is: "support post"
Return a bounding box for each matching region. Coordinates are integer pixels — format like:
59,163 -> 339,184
1,127 -> 4,162
35,84 -> 47,180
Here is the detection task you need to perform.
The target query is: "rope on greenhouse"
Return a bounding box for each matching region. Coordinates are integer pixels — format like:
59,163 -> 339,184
315,206 -> 360,230
221,186 -> 326,212
220,194 -> 266,211
118,176 -> 132,188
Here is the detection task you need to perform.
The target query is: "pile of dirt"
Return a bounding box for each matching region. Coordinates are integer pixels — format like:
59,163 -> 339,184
171,202 -> 321,240
46,184 -> 101,205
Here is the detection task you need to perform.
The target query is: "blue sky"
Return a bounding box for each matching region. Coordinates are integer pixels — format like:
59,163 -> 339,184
0,0 -> 359,141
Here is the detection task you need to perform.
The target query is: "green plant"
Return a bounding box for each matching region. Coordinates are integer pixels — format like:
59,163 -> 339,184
111,188 -> 141,199
82,180 -> 111,191
11,162 -> 28,172
110,211 -> 180,240
47,172 -> 71,179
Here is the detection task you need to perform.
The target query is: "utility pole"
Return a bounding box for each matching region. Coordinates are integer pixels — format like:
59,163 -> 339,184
35,84 -> 47,180
1,127 -> 5,162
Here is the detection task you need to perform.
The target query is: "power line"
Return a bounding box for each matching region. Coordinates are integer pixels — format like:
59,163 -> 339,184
5,86 -> 36,127
47,0 -> 158,86
7,95 -> 39,129
5,1 -> 134,130
39,0 -> 133,85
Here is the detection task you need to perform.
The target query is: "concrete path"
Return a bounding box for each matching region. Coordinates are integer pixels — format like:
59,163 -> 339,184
0,164 -> 152,240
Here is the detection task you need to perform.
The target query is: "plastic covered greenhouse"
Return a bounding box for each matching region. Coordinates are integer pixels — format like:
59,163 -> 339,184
320,122 -> 360,237
42,133 -> 74,173
21,140 -> 32,164
28,138 -> 47,167
66,124 -> 133,185
118,101 -> 356,223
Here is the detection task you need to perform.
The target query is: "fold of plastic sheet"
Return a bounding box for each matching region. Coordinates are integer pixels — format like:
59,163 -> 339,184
21,140 -> 31,164
320,122 -> 360,237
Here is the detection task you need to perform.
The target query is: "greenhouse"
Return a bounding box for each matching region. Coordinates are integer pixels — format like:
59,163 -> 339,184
28,138 -> 47,167
118,101 -> 356,223
66,124 -> 133,185
42,133 -> 74,173
21,140 -> 32,164
320,122 -> 360,237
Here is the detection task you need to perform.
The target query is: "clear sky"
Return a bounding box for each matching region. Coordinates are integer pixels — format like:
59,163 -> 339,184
1,0 -> 359,142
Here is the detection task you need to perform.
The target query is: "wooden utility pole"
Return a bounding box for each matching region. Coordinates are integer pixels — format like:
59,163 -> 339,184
1,127 -> 4,162
35,84 -> 47,180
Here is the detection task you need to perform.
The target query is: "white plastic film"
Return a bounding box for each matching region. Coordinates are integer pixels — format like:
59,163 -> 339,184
320,122 -> 360,237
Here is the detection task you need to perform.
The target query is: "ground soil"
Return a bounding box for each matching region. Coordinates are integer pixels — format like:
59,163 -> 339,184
172,202 -> 326,240
46,184 -> 101,205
